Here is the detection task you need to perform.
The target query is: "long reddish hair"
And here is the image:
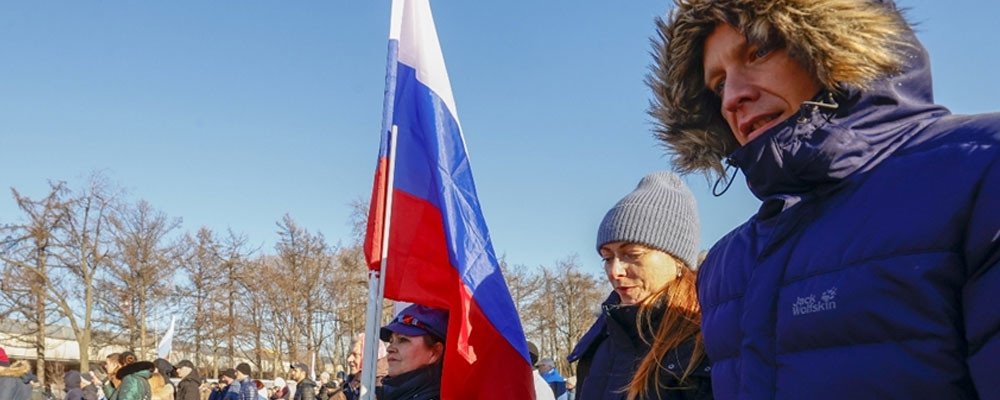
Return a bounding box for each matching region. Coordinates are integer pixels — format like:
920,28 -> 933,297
626,254 -> 704,400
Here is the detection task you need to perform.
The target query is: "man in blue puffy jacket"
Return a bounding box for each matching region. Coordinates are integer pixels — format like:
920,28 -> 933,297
649,0 -> 999,399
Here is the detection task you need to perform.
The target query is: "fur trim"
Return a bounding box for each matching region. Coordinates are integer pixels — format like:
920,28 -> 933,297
116,361 -> 155,380
649,0 -> 911,175
0,360 -> 31,377
149,373 -> 175,400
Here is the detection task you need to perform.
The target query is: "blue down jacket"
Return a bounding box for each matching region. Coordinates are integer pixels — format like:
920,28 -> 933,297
697,16 -> 1000,400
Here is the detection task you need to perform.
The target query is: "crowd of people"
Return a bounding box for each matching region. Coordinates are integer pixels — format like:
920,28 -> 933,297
2,0 -> 997,398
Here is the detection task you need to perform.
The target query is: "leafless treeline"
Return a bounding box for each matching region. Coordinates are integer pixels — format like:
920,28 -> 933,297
1,173 -> 607,384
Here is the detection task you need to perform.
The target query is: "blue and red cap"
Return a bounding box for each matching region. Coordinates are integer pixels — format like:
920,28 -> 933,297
380,304 -> 449,342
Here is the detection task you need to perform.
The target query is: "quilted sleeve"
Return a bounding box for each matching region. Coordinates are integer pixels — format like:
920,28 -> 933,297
963,152 -> 1000,399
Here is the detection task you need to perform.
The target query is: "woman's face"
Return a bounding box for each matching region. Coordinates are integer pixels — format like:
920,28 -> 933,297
385,332 -> 442,377
599,242 -> 678,305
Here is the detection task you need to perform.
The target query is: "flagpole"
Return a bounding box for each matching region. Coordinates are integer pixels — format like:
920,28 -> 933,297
361,124 -> 398,400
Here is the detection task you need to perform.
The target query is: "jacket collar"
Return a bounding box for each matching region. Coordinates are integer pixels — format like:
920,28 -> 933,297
729,29 -> 949,202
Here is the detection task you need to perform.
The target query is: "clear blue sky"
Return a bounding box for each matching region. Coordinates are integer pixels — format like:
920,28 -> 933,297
1,1 -> 997,271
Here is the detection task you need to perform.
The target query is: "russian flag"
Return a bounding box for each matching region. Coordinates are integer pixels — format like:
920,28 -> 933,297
363,0 -> 534,399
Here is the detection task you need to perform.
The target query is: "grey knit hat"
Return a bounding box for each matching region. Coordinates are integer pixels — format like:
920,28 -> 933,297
596,171 -> 700,268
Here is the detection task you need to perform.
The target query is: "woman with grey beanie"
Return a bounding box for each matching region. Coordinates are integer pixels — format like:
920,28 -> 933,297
568,171 -> 712,400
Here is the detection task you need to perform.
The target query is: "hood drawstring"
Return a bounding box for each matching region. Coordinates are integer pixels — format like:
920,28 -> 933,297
712,158 -> 739,196
798,92 -> 841,123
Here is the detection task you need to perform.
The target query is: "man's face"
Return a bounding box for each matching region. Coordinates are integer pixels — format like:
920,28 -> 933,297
291,368 -> 304,381
347,340 -> 363,374
702,23 -> 822,145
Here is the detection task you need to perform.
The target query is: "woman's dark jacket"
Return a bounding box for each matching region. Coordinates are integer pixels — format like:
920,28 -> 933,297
375,364 -> 441,400
569,292 -> 711,400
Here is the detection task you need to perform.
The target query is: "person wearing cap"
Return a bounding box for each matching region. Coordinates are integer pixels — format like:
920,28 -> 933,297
234,363 -> 258,400
108,352 -> 155,400
527,342 -> 555,400
290,362 -> 316,400
214,368 -> 240,400
375,303 -> 448,400
569,172 -> 711,400
175,360 -> 201,400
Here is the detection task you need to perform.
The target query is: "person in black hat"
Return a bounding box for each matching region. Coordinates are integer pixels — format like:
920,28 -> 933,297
217,368 -> 240,400
174,360 -> 200,400
289,362 -> 316,400
375,303 -> 448,400
234,363 -> 257,400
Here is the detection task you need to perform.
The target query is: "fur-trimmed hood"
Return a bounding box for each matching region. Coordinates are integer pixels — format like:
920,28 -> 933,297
0,360 -> 30,378
649,0 -> 913,177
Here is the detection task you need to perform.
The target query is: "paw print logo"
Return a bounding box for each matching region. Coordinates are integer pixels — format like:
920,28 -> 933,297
821,287 -> 837,302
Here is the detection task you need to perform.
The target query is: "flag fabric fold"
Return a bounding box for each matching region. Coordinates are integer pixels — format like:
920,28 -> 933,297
157,315 -> 175,359
364,1 -> 534,398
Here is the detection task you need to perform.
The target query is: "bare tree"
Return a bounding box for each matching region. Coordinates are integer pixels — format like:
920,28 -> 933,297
177,227 -> 224,367
0,181 -> 70,383
103,199 -> 181,359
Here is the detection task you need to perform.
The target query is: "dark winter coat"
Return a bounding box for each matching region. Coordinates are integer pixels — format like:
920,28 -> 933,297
375,364 -> 441,400
293,378 -> 317,400
674,3 -> 1000,400
108,362 -> 154,400
570,292 -> 711,400
0,361 -> 32,400
176,369 -> 201,400
64,371 -> 84,400
82,384 -> 100,400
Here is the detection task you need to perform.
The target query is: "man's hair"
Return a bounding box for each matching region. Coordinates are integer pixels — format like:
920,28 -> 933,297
649,0 -> 911,176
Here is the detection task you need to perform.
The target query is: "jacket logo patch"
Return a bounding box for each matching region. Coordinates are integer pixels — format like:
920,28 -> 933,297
792,287 -> 838,316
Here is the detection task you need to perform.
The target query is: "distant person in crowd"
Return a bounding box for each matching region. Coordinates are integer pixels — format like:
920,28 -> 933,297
103,353 -> 121,398
63,370 -> 85,400
219,369 -> 241,400
253,380 -> 268,400
342,333 -> 387,400
537,358 -> 568,400
153,359 -> 176,397
108,352 -> 155,400
269,378 -> 289,400
569,172 -> 711,400
565,376 -> 576,400
208,382 -> 222,400
527,342 -> 555,400
289,363 -> 316,400
23,373 -> 49,400
234,363 -> 258,400
174,360 -> 200,400
0,346 -> 31,400
650,0 -> 999,398
375,304 -> 448,400
320,381 -> 345,400
80,372 -> 101,400
150,359 -> 175,400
